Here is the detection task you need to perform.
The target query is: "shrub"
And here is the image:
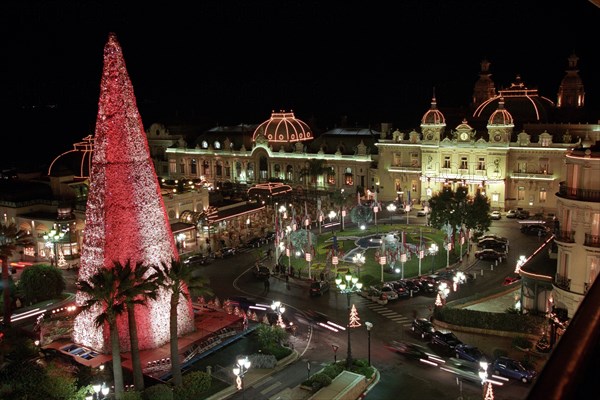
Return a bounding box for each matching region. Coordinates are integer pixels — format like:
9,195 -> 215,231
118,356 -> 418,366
121,391 -> 143,400
248,352 -> 277,369
262,343 -> 292,360
143,384 -> 173,400
18,264 -> 65,304
322,363 -> 344,379
173,371 -> 211,400
306,372 -> 332,392
256,324 -> 287,347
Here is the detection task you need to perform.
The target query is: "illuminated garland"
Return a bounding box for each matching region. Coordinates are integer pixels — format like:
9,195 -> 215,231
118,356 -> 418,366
73,33 -> 194,353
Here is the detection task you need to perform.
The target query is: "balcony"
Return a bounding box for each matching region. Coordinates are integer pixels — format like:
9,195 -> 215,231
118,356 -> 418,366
584,233 -> 600,248
555,274 -> 571,291
555,230 -> 575,243
511,171 -> 554,181
558,182 -> 600,202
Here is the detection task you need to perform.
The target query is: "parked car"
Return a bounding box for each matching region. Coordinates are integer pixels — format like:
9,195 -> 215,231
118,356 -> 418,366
402,279 -> 421,296
520,224 -> 548,236
380,284 -> 399,300
477,238 -> 507,251
474,249 -> 506,261
506,209 -> 519,218
309,280 -> 330,296
430,330 -> 463,353
455,344 -> 485,363
387,281 -> 411,298
413,277 -> 436,294
244,237 -> 266,248
492,356 -> 537,383
183,254 -> 211,266
478,234 -> 508,243
416,209 -> 429,217
411,318 -> 435,339
252,265 -> 271,280
490,211 -> 502,220
516,209 -> 531,220
217,247 -> 236,257
264,231 -> 276,241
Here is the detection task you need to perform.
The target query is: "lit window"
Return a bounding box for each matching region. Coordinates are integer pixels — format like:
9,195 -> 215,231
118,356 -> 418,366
518,186 -> 525,201
443,156 -> 451,169
478,158 -> 486,170
202,140 -> 208,149
460,157 -> 468,170
540,188 -> 547,203
214,141 -> 221,149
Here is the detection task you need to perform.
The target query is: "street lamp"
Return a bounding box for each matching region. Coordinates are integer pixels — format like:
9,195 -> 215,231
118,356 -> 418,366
328,210 -> 337,233
373,205 -> 379,233
43,228 -> 66,267
232,356 -> 251,398
88,383 -> 110,400
270,300 -> 286,329
386,202 -> 396,224
365,321 -> 373,366
429,243 -> 439,274
335,273 -> 363,369
405,203 -> 411,224
176,233 -> 186,253
479,358 -> 494,399
341,208 -> 346,232
445,241 -> 452,268
352,252 -> 365,278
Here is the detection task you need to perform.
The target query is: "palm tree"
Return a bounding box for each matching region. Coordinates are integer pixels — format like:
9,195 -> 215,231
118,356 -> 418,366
77,267 -> 129,399
0,222 -> 33,327
299,159 -> 333,202
153,259 -> 212,387
116,260 -> 160,392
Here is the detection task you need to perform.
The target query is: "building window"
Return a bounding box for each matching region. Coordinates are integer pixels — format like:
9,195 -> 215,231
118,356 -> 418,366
539,158 -> 549,174
286,165 -> 293,181
225,161 -> 230,177
460,157 -> 468,170
169,159 -> 177,174
216,161 -> 223,176
214,141 -> 221,149
518,161 -> 527,173
393,153 -> 401,166
478,158 -> 486,170
202,140 -> 208,149
179,160 -> 185,175
443,156 -> 451,169
491,193 -> 499,202
274,164 -> 281,179
190,159 -> 197,175
410,153 -> 419,167
540,188 -> 547,203
327,167 -> 335,185
203,161 -> 210,176
518,186 -> 525,201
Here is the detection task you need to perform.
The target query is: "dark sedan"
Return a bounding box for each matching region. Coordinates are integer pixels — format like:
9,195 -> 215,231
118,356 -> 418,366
474,249 -> 505,261
411,318 -> 435,339
430,330 -> 463,354
455,344 -> 485,363
520,224 -> 549,236
477,238 -> 507,251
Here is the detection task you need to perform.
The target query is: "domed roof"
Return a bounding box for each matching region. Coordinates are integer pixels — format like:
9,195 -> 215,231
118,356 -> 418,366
473,76 -> 555,126
421,97 -> 446,125
252,110 -> 313,143
455,118 -> 473,131
47,135 -> 94,178
488,98 -> 514,126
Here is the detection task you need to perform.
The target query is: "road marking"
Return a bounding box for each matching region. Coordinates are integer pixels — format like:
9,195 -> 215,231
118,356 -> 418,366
260,380 -> 282,394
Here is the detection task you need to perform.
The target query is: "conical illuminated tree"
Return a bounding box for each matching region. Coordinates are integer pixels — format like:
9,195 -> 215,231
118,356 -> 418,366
73,33 -> 194,353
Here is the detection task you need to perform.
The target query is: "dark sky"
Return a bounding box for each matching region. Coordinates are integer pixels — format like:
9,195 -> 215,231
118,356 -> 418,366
3,0 -> 599,170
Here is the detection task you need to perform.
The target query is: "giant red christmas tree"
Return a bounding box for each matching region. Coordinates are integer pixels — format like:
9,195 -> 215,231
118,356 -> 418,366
73,33 -> 195,352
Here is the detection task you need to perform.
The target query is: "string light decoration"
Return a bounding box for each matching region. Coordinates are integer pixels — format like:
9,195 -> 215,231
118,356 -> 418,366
73,33 -> 194,353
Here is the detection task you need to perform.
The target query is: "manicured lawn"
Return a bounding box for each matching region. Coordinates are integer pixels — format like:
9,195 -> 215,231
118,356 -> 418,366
279,223 -> 466,286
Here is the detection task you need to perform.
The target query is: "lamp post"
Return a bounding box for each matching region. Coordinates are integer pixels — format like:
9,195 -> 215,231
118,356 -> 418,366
328,210 -> 337,233
352,252 -> 365,278
341,208 -> 346,232
445,241 -> 451,268
43,228 -> 65,267
429,243 -> 439,274
271,300 -> 286,329
365,321 -> 373,366
87,383 -> 110,400
386,202 -> 396,224
373,205 -> 379,233
405,203 -> 411,224
378,255 -> 386,283
232,356 -> 251,398
335,273 -> 363,369
176,233 -> 186,253
479,358 -> 494,399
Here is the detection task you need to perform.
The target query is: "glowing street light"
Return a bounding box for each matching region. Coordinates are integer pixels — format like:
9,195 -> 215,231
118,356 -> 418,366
429,243 -> 439,274
373,205 -> 379,233
335,273 -> 363,369
270,300 -> 286,328
386,203 -> 396,224
232,356 -> 252,398
352,252 -> 365,278
405,203 -> 411,224
43,229 -> 66,267
328,210 -> 337,233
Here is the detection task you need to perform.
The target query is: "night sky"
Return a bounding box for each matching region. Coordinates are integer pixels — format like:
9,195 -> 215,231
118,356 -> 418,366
3,0 -> 599,170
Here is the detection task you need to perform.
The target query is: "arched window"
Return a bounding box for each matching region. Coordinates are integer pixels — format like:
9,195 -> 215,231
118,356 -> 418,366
344,167 -> 353,185
286,165 -> 294,181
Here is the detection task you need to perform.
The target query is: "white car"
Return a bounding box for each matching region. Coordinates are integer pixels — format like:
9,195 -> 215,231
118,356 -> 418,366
490,211 -> 501,220
416,210 -> 429,217
374,284 -> 399,300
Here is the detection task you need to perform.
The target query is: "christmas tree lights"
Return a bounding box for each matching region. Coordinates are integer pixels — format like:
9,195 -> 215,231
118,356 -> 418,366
73,33 -> 194,353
